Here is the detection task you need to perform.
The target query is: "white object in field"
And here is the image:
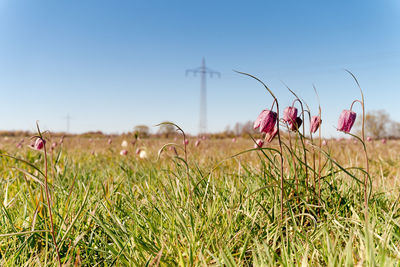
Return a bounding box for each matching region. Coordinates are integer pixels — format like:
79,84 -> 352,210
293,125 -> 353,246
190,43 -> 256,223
139,150 -> 147,159
121,140 -> 128,147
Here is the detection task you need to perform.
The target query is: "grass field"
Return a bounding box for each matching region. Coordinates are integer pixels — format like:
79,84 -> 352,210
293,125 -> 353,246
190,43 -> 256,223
1,132 -> 400,266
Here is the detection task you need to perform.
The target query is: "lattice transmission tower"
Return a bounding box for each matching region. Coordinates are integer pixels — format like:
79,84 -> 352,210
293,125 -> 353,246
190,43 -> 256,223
186,58 -> 220,134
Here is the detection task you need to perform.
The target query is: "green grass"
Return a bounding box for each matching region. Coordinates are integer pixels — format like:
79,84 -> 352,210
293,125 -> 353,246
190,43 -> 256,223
1,136 -> 400,266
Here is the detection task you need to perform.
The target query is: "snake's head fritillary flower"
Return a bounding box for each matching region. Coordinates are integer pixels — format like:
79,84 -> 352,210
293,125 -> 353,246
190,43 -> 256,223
337,110 -> 356,133
33,138 -> 45,150
120,149 -> 128,156
232,138 -> 236,143
254,109 -> 277,134
184,139 -> 189,145
107,138 -> 112,145
310,116 -> 322,133
322,140 -> 327,146
283,106 -> 298,124
265,126 -> 278,143
289,117 -> 302,131
121,140 -> 128,147
382,138 -> 387,144
254,139 -> 264,148
367,136 -> 372,142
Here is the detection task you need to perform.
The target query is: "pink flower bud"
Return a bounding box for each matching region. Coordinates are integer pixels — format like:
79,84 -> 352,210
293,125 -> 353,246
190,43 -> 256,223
108,138 -> 112,145
51,142 -> 57,149
195,140 -> 200,147
33,138 -> 45,150
254,139 -> 264,148
289,117 -> 302,131
183,139 -> 189,145
120,149 -> 128,156
322,140 -> 327,146
283,106 -> 298,124
254,109 -> 277,134
265,126 -> 278,143
232,138 -> 236,143
136,148 -> 141,155
337,110 -> 356,133
382,138 -> 387,144
367,137 -> 372,142
310,116 -> 321,133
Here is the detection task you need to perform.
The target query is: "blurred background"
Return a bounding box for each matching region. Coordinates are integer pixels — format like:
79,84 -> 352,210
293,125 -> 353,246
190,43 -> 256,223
0,0 -> 399,138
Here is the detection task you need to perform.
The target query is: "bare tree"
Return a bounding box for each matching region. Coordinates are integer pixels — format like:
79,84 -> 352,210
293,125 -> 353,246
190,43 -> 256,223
357,110 -> 390,138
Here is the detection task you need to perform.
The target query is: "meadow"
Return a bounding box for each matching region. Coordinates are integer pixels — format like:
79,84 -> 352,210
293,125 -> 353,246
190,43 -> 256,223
1,130 -> 400,266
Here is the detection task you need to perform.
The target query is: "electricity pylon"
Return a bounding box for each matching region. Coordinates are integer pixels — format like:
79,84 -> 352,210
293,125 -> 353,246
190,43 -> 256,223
186,58 -> 220,134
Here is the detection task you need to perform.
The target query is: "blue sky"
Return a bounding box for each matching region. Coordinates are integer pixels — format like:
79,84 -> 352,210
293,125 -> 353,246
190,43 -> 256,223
0,1 -> 399,136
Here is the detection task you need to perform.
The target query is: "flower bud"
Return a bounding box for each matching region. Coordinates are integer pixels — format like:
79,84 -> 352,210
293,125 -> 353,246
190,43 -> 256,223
120,149 -> 128,156
310,116 -> 321,133
337,110 -> 356,133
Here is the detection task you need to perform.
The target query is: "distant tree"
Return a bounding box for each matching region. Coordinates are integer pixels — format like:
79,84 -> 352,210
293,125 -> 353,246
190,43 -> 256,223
134,125 -> 150,138
157,122 -> 176,138
357,110 -> 390,138
389,121 -> 400,138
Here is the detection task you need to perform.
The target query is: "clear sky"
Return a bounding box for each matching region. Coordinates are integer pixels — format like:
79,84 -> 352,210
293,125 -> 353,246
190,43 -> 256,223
0,0 -> 399,137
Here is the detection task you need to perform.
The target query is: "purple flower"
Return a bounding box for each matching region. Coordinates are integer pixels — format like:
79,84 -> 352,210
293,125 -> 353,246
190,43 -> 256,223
289,117 -> 302,131
337,110 -> 356,133
195,140 -> 200,147
283,107 -> 298,124
254,139 -> 264,148
120,149 -> 128,156
266,126 -> 278,143
254,109 -> 277,134
33,138 -> 45,150
310,116 -> 321,133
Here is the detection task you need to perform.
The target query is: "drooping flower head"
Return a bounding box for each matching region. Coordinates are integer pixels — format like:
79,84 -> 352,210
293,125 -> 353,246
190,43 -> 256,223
367,136 -> 372,142
289,117 -> 302,131
337,110 -> 356,133
33,138 -> 45,150
310,116 -> 321,133
265,126 -> 278,143
254,139 -> 264,148
254,109 -> 277,134
120,149 -> 128,156
195,140 -> 200,147
183,139 -> 189,145
283,107 -> 298,124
